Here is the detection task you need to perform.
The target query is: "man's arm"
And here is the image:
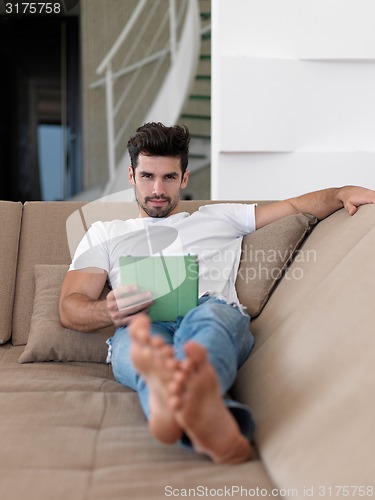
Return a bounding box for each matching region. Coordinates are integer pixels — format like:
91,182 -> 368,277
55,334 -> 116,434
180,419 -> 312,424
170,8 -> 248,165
59,268 -> 153,332
255,185 -> 375,229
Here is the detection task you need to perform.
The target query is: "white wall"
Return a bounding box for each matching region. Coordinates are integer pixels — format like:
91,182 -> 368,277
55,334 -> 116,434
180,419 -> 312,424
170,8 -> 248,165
211,0 -> 375,199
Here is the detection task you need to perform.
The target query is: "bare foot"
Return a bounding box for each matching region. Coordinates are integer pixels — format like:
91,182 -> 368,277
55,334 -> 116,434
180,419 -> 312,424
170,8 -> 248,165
169,341 -> 254,464
129,314 -> 183,444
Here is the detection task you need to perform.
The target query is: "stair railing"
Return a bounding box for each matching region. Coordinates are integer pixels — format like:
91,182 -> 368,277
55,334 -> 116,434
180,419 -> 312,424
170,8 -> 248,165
90,0 -> 200,193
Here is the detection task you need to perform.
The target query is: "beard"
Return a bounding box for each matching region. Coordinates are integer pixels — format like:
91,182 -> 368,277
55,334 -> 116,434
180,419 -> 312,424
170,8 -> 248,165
136,192 -> 180,218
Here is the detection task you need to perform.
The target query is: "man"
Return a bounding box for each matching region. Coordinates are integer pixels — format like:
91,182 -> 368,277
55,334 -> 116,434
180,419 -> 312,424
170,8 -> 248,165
59,122 -> 375,464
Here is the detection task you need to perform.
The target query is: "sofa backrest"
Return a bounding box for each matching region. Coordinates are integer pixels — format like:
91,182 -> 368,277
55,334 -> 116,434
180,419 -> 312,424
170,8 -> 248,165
12,202 -> 84,345
13,198 -> 277,346
0,201 -> 22,344
11,200 -> 212,345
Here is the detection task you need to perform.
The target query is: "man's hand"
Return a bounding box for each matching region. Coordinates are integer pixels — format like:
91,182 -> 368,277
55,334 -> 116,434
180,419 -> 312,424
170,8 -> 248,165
106,285 -> 153,328
336,186 -> 375,216
59,268 -> 153,332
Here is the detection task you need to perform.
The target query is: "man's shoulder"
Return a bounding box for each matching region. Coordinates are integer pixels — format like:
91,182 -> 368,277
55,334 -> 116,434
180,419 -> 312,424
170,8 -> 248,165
89,217 -> 143,236
197,202 -> 255,214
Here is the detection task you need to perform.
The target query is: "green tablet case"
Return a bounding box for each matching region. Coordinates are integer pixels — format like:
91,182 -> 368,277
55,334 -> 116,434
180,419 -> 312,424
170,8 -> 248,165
119,254 -> 199,321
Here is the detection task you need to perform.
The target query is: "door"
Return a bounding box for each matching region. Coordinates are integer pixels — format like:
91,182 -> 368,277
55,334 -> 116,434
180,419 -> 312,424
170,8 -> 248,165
0,10 -> 81,201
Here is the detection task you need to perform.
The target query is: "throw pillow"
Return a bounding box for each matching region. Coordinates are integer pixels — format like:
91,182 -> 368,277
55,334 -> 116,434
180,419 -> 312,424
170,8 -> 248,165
236,213 -> 317,317
18,265 -> 114,364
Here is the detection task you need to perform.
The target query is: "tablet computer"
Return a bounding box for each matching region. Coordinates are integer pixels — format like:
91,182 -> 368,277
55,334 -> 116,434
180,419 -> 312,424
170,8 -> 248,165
119,254 -> 199,321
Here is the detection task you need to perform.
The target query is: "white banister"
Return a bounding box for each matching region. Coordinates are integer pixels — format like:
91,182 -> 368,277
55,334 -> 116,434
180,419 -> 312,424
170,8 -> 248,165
90,49 -> 171,92
105,62 -> 116,182
169,0 -> 177,63
88,0 -> 201,197
102,0 -> 200,197
96,0 -> 148,75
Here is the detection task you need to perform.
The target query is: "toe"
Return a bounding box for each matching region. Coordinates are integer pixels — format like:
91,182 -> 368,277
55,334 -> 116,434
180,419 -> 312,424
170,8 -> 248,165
129,314 -> 151,343
150,335 -> 165,348
183,341 -> 207,367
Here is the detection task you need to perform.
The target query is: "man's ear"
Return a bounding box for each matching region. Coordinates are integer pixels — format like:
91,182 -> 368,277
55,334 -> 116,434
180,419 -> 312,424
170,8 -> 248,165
181,170 -> 189,189
128,166 -> 135,186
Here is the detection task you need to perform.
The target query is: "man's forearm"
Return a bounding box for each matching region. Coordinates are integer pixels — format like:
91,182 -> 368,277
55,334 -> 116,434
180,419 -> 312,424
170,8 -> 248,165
59,293 -> 112,332
256,187 -> 343,228
255,185 -> 375,229
289,185 -> 375,219
287,187 -> 343,221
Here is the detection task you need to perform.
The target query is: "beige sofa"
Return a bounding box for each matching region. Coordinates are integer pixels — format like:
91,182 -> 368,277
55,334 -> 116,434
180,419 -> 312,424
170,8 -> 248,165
0,199 -> 374,500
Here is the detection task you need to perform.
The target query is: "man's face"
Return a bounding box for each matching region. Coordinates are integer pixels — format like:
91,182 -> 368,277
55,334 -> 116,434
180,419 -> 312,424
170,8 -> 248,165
128,154 -> 189,218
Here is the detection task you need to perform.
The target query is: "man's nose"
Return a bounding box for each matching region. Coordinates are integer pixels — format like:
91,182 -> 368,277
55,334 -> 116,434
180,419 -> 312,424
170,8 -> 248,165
152,178 -> 164,195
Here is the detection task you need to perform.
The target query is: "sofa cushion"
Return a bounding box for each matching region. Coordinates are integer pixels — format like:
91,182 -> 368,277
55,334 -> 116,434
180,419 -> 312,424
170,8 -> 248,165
0,342 -> 277,500
18,265 -> 114,364
236,213 -> 317,317
0,201 -> 22,344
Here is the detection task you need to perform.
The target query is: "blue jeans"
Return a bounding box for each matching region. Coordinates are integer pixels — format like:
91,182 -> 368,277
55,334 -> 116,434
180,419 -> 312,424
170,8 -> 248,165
108,296 -> 255,444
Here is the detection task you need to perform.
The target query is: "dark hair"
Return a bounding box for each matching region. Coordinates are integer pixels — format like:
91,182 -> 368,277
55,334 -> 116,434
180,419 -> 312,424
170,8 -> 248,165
127,122 -> 190,175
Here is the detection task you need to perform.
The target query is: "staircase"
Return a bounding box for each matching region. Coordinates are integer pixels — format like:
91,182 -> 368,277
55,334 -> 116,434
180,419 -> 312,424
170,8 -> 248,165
76,0 -> 206,202
178,0 -> 211,179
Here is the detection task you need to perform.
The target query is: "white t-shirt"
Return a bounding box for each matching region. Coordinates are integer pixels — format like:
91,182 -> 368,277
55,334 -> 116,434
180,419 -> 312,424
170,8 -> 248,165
69,203 -> 256,305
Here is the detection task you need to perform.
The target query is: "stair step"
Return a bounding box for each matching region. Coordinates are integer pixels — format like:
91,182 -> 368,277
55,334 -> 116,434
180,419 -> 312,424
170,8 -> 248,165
179,0 -> 211,149
181,119 -> 211,136
190,94 -> 211,101
190,134 -> 211,140
181,114 -> 211,121
189,153 -> 208,159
